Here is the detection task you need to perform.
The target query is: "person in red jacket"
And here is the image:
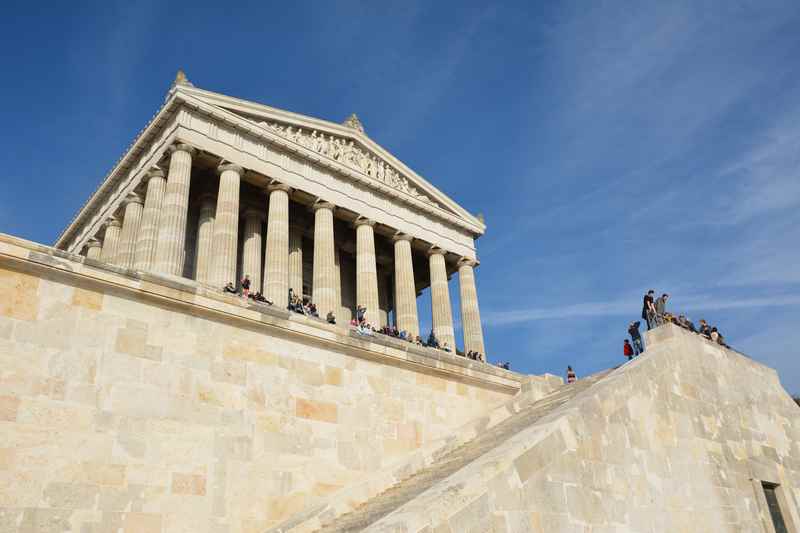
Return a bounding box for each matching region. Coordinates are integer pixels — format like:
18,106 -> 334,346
623,339 -> 634,361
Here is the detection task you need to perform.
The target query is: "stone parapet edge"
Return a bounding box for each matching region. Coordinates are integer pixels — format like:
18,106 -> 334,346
0,233 -> 521,393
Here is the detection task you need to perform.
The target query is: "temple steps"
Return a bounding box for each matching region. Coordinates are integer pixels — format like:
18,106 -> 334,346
313,370 -> 612,533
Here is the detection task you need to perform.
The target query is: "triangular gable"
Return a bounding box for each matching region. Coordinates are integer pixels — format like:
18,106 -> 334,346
175,85 -> 485,233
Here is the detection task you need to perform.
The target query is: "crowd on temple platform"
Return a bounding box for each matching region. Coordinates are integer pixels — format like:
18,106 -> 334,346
348,304 -> 488,362
221,277 -> 493,365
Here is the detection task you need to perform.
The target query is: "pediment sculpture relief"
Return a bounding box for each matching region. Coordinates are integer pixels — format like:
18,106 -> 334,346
259,121 -> 438,208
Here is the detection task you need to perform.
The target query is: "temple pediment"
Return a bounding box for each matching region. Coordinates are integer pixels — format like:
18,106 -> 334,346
174,84 -> 482,229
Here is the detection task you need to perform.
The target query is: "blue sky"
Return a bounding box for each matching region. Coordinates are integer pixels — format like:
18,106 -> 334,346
2,1 -> 800,392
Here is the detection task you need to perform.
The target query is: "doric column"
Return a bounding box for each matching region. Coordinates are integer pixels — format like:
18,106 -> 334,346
100,217 -> 122,264
428,247 -> 456,349
85,238 -> 102,260
117,193 -> 144,269
133,167 -> 166,271
355,218 -> 380,326
288,223 -> 304,297
241,208 -> 264,293
209,162 -> 243,288
263,183 -> 291,305
393,233 -> 419,338
194,194 -> 216,284
458,258 -> 485,358
152,144 -> 196,276
312,201 -> 337,318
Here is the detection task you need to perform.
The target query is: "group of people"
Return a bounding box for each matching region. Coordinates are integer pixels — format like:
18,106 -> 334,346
348,304 -> 460,355
348,305 -> 491,362
623,289 -> 730,361
223,276 -> 273,306
221,282 -> 490,363
570,289 -> 734,385
287,288 -> 321,318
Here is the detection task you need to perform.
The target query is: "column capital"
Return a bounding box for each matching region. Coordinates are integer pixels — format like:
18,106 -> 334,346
267,181 -> 292,194
143,166 -> 165,182
242,208 -> 265,222
354,217 -> 376,228
457,256 -> 479,268
122,192 -> 143,206
427,245 -> 447,257
217,161 -> 244,175
86,238 -> 102,248
103,216 -> 121,229
392,232 -> 413,243
168,143 -> 197,156
312,200 -> 336,212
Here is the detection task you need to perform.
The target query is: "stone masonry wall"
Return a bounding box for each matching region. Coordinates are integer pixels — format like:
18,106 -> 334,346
0,235 -> 519,533
366,324 -> 800,533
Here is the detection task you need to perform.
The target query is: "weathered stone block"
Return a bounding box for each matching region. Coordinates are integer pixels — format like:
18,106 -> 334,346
324,366 -> 343,386
296,398 -> 338,423
72,287 -> 104,311
172,473 -> 207,495
0,269 -> 39,321
0,395 -> 19,421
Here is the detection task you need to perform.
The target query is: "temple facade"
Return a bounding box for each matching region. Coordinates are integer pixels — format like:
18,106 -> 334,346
2,72 -> 799,533
56,72 -> 488,356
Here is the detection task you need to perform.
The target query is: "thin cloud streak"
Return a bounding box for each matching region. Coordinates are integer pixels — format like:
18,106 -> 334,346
483,294 -> 800,327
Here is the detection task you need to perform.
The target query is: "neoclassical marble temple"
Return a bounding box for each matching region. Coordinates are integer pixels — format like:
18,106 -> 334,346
56,71 -> 488,356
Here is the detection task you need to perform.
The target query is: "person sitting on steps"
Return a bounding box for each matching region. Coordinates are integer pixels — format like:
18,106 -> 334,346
223,282 -> 237,294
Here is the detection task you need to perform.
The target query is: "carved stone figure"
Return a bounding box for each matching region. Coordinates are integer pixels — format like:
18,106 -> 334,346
261,120 -> 437,206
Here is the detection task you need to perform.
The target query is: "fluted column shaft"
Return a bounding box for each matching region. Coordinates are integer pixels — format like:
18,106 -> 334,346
209,163 -> 242,288
264,184 -> 290,305
393,234 -> 419,338
458,259 -> 485,357
288,224 -> 304,296
85,239 -> 102,260
242,209 -> 264,293
194,195 -> 216,284
117,193 -> 144,269
153,145 -> 195,276
355,219 -> 380,326
428,248 -> 455,348
312,202 -> 337,317
100,217 -> 122,264
333,246 -> 344,318
133,168 -> 166,271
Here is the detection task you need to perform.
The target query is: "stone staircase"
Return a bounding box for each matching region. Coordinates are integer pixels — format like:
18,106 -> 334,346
311,370 -> 613,533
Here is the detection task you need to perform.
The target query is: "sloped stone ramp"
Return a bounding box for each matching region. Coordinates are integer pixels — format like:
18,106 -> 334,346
284,370 -> 612,533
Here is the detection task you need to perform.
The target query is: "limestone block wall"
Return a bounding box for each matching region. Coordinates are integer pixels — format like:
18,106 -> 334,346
366,324 -> 800,533
0,234 -> 519,533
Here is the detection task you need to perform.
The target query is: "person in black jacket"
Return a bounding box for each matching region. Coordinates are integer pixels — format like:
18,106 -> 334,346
642,290 -> 657,329
628,321 -> 644,355
241,275 -> 251,298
